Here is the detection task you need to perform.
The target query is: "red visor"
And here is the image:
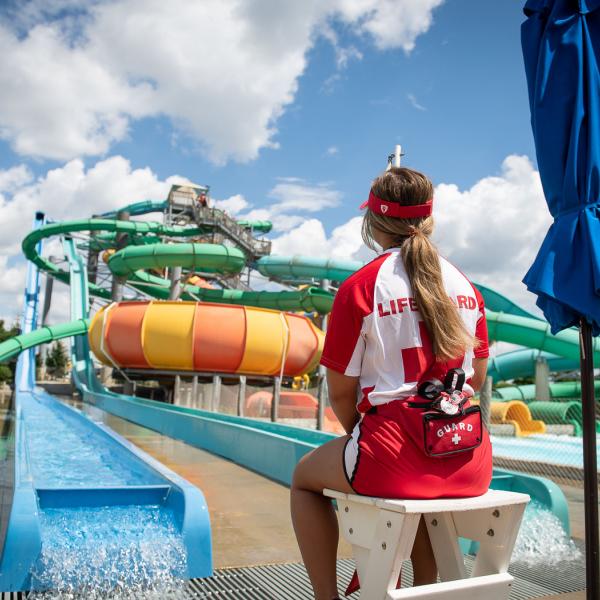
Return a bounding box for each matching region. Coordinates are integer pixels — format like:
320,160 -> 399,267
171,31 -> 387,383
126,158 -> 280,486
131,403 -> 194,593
359,191 -> 433,218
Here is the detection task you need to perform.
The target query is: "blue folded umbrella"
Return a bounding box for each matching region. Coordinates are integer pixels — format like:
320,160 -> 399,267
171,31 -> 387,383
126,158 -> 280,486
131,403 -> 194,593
521,0 -> 600,334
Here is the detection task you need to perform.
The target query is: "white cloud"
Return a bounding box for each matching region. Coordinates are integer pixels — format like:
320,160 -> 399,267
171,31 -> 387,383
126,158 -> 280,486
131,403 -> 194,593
272,219 -> 330,257
267,178 -> 342,214
334,45 -> 363,69
271,215 -> 374,262
0,0 -> 445,163
432,154 -> 551,315
326,146 -> 339,156
0,165 -> 33,193
334,0 -> 445,52
212,194 -> 249,216
407,93 -> 426,111
230,177 -> 343,234
0,24 -> 153,160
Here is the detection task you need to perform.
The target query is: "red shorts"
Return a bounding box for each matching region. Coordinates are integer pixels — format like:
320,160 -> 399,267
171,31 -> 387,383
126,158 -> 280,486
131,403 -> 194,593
343,400 -> 492,499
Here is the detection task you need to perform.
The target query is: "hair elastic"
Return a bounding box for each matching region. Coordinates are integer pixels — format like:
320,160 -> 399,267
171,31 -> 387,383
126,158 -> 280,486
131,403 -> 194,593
359,191 -> 433,218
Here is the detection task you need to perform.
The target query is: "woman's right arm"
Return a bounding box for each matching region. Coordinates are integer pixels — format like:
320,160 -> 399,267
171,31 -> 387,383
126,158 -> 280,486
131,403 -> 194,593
326,369 -> 360,434
470,357 -> 488,391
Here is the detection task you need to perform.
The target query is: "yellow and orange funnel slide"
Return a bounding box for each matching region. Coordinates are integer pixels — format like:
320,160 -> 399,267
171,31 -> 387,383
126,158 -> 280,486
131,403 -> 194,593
88,300 -> 324,377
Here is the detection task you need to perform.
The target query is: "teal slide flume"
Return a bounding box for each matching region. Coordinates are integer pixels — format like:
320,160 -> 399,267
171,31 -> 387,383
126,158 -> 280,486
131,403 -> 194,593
256,255 -> 362,282
487,349 -> 576,383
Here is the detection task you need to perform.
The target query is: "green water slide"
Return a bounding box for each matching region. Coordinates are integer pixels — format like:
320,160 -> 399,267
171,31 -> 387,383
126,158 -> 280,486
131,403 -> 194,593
236,220 -> 272,233
0,320 -> 89,363
486,310 -> 600,361
471,282 -> 541,320
527,401 -> 585,435
256,255 -> 361,282
98,200 -> 168,219
107,243 -> 247,277
22,219 -> 334,312
474,284 -> 580,381
494,380 -> 600,402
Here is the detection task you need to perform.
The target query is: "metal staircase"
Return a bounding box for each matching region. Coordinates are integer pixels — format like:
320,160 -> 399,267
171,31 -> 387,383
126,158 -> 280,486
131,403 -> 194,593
192,206 -> 271,259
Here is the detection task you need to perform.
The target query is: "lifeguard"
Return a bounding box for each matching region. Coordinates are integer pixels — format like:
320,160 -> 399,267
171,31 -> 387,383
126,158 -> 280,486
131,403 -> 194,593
290,165 -> 492,600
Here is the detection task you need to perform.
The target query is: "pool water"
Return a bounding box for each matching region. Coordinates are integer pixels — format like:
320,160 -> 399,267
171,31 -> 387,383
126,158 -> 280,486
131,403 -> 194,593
491,433 -> 600,469
511,500 -> 581,566
29,505 -> 187,599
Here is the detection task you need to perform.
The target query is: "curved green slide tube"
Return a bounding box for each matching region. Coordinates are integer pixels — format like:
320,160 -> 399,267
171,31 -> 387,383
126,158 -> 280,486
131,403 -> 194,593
108,243 -> 246,277
0,320 -> 89,363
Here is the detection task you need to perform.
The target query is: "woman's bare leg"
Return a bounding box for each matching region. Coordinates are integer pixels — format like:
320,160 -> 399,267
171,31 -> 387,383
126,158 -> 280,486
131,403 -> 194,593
291,435 -> 437,595
290,435 -> 354,600
410,517 -> 437,585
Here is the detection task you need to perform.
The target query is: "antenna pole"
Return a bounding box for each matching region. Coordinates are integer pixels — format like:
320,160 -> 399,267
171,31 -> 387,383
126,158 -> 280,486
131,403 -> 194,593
386,145 -> 403,170
394,144 -> 402,167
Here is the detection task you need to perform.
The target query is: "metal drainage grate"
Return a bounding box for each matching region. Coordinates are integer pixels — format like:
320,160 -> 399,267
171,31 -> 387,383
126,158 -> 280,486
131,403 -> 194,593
2,553 -> 586,599
186,556 -> 586,599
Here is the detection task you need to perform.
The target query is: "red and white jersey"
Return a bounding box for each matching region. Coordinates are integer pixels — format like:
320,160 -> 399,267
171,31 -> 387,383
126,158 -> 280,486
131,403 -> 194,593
320,247 -> 489,412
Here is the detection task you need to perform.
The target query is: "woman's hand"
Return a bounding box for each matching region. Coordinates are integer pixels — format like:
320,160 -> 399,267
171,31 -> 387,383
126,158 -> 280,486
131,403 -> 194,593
326,369 -> 360,434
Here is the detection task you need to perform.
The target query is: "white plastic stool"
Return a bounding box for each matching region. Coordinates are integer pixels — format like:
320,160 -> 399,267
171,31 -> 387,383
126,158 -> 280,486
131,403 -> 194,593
324,488 -> 529,600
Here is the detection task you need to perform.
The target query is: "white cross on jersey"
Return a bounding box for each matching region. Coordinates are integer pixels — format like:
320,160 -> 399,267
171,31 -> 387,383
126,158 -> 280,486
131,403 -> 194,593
451,433 -> 462,445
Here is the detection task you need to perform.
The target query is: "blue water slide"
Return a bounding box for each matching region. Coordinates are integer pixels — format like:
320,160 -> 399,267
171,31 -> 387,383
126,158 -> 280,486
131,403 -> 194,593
0,228 -> 213,591
15,212 -> 45,393
0,213 -> 45,589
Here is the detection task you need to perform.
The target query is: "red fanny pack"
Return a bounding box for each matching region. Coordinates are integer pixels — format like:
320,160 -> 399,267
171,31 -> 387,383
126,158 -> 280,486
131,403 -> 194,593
412,368 -> 483,458
422,405 -> 483,457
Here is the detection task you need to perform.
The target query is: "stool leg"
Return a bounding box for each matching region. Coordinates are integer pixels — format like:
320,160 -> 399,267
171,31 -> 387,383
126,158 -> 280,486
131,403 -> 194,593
425,512 -> 467,582
359,512 -> 420,600
472,503 -> 526,577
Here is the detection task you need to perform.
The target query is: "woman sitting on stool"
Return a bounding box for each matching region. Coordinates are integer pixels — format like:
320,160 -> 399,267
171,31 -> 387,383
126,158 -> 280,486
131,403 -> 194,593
290,166 -> 492,600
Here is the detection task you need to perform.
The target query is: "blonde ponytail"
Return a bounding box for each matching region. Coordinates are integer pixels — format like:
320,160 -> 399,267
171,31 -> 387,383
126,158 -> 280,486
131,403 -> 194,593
362,168 -> 478,361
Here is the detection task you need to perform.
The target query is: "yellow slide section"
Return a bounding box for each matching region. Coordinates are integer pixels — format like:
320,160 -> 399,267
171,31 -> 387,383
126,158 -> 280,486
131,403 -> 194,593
88,300 -> 324,377
490,400 -> 546,436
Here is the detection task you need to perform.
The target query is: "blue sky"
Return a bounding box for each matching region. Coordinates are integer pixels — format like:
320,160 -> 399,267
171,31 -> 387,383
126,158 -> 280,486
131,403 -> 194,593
0,1 -> 552,324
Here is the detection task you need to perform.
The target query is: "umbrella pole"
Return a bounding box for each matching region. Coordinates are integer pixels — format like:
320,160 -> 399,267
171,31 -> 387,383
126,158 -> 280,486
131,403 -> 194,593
580,318 -> 599,600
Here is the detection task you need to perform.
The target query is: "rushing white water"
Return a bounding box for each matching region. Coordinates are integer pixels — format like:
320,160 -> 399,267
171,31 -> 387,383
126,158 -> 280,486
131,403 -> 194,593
28,505 -> 188,599
511,500 -> 581,566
